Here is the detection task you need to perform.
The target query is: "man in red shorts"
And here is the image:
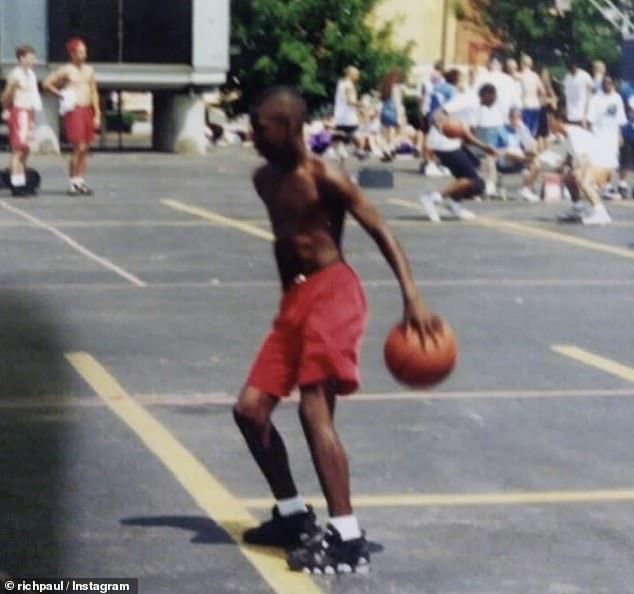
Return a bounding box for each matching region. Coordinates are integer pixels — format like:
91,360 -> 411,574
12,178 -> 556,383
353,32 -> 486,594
1,44 -> 41,197
43,37 -> 100,196
234,86 -> 440,574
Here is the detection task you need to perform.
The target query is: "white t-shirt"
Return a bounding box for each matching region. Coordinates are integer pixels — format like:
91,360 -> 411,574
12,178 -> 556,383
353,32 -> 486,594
587,91 -> 626,169
565,124 -> 618,169
475,101 -> 506,128
519,69 -> 543,109
7,66 -> 40,110
333,79 -> 358,127
444,91 -> 479,127
427,125 -> 462,152
563,69 -> 593,122
587,91 -> 626,131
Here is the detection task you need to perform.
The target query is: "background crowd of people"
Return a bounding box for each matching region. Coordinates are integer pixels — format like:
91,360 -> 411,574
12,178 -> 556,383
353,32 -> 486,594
300,53 -> 634,226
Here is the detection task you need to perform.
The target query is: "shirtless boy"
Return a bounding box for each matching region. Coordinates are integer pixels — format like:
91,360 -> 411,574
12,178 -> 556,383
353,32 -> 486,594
233,87 -> 439,574
43,37 -> 100,196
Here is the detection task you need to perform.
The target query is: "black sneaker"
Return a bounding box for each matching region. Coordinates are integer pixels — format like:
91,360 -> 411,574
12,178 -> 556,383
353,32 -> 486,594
78,183 -> 94,196
287,523 -> 370,575
10,186 -> 30,198
243,505 -> 319,549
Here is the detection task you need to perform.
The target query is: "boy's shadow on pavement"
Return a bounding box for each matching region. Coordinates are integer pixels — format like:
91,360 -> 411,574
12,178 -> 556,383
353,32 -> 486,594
121,515 -> 384,553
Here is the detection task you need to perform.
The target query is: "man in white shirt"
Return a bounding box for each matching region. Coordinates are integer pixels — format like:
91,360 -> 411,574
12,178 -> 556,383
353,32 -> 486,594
474,83 -> 507,196
495,107 -> 541,201
418,107 -> 497,223
547,107 -> 613,225
1,44 -> 41,197
563,60 -> 593,126
504,58 -> 524,110
332,66 -> 361,160
592,60 -> 606,93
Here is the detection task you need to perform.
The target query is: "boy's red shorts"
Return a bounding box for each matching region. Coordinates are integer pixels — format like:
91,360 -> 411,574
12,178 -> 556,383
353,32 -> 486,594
64,106 -> 95,144
9,107 -> 34,150
246,262 -> 367,397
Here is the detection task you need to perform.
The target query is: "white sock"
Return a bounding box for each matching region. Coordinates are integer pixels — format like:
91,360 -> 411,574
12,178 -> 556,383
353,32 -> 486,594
276,495 -> 308,517
70,176 -> 83,186
328,514 -> 362,541
11,174 -> 26,187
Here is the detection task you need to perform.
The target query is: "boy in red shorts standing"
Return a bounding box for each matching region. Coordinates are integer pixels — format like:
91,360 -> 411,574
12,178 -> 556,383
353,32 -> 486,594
234,86 -> 440,574
43,37 -> 100,196
1,44 -> 41,197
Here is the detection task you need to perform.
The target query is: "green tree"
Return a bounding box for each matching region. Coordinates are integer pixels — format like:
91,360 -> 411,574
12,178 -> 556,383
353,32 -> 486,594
226,0 -> 413,114
467,0 -> 622,73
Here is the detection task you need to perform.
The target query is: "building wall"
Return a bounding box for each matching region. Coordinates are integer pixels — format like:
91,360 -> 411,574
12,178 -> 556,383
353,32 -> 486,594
372,0 -> 494,66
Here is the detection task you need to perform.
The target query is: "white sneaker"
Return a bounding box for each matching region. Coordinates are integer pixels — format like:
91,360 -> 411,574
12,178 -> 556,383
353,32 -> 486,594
557,201 -> 586,222
419,193 -> 441,223
485,181 -> 497,198
519,187 -> 540,203
425,162 -> 445,177
336,145 -> 349,161
618,182 -> 629,199
581,204 -> 612,225
445,199 -> 476,220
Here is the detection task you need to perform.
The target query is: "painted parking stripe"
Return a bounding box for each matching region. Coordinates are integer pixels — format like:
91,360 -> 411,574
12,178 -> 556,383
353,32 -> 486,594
388,198 -> 634,261
242,489 -> 634,509
0,200 -> 146,287
552,345 -> 634,383
65,352 -> 324,594
162,198 -> 274,241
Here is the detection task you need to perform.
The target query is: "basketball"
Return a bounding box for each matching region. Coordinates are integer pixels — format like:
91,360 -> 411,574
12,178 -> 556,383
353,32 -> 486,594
441,119 -> 465,139
384,320 -> 457,388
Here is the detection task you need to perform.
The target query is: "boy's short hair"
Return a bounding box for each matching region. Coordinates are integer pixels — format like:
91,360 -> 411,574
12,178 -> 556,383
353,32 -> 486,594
15,44 -> 36,59
479,83 -> 496,97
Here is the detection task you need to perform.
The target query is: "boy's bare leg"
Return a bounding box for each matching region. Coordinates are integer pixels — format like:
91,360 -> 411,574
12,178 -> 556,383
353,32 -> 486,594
299,382 -> 351,517
233,386 -> 298,499
440,178 -> 475,199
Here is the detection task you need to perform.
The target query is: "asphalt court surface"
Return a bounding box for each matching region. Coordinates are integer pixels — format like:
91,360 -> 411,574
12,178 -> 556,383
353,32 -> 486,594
1,149 -> 633,594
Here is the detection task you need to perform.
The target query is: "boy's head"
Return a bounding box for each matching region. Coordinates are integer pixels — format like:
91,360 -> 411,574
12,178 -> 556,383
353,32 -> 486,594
250,86 -> 307,166
15,45 -> 36,68
601,75 -> 615,94
345,66 -> 360,82
66,37 -> 87,63
508,107 -> 523,129
478,83 -> 497,107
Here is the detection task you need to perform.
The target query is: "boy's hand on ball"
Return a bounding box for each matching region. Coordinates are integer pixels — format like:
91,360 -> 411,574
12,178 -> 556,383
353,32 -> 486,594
403,296 -> 441,347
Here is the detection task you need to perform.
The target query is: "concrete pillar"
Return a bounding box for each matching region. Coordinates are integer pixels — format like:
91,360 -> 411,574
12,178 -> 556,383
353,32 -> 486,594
152,91 -> 207,155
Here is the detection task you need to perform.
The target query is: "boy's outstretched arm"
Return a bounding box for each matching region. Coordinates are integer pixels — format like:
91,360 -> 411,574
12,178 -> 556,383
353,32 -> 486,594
319,163 -> 441,342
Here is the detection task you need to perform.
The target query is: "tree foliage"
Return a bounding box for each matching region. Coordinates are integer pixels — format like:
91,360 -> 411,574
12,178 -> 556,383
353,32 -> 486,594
226,0 -> 413,113
468,0 -> 623,73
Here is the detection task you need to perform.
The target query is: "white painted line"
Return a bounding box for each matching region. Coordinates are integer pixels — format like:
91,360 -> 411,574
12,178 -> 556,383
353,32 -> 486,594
0,200 -> 146,287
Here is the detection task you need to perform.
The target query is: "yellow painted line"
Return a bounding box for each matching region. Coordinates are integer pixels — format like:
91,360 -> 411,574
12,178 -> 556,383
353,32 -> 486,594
242,488 -> 634,509
552,345 -> 634,383
388,198 -> 634,261
65,352 -> 323,594
161,198 -> 274,241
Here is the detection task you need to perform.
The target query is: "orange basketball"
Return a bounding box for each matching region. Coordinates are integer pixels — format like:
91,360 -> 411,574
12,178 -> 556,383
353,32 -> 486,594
384,320 -> 457,388
441,119 -> 465,139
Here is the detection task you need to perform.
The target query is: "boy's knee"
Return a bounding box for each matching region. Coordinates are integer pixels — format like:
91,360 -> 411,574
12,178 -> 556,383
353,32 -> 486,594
233,398 -> 269,429
464,177 -> 484,198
